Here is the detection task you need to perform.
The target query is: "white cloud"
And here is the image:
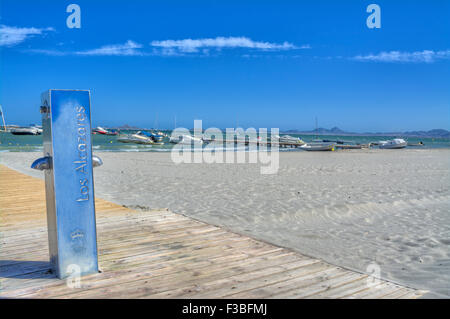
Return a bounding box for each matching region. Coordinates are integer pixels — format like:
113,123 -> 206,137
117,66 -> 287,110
26,41 -> 144,56
75,40 -> 144,56
25,37 -> 308,58
0,25 -> 54,47
26,49 -> 68,56
151,36 -> 305,54
353,50 -> 450,63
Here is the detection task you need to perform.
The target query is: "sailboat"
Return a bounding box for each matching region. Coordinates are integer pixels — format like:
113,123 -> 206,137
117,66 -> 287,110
168,115 -> 203,145
301,116 -> 336,151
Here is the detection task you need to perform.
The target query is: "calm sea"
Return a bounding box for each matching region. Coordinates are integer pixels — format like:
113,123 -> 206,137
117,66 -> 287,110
1,131 -> 449,153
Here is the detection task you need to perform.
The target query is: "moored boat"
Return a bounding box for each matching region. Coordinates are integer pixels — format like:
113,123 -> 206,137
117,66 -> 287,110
117,131 -> 161,145
147,131 -> 165,143
169,134 -> 203,145
322,139 -> 345,144
93,127 -> 118,135
10,126 -> 41,135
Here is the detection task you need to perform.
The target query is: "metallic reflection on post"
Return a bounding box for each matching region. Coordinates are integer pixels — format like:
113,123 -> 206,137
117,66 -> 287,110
31,156 -> 52,171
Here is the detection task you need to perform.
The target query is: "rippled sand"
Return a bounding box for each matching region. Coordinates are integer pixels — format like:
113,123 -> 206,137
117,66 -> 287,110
2,149 -> 449,298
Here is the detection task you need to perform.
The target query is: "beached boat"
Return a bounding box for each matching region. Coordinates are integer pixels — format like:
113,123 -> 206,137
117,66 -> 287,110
379,138 -> 407,149
300,143 -> 335,151
278,135 -> 306,145
10,126 -> 41,135
335,144 -> 363,150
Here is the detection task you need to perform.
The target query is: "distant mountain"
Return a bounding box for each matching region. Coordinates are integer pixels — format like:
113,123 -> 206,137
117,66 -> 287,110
111,124 -> 144,130
283,127 -> 450,138
284,127 -> 354,135
402,129 -> 450,138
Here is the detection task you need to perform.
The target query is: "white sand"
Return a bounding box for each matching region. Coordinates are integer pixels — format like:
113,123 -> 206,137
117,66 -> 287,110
1,149 -> 449,298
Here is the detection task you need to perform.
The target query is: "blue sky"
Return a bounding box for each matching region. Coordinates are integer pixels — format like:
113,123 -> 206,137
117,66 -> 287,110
1,0 -> 449,131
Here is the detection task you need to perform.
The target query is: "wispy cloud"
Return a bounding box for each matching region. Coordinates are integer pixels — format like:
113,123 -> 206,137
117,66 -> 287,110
26,40 -> 145,57
151,36 -> 307,55
25,37 -> 308,58
0,24 -> 54,47
75,40 -> 144,56
26,49 -> 68,56
353,50 -> 450,63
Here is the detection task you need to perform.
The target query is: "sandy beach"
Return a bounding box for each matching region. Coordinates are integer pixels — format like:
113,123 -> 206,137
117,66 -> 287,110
1,149 -> 449,298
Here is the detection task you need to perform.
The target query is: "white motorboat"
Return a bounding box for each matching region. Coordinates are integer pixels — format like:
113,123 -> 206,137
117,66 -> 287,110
148,131 -> 165,143
117,131 -> 160,145
278,135 -> 305,145
35,126 -> 43,134
300,143 -> 335,151
93,126 -> 118,136
379,138 -> 407,149
169,134 -> 203,145
117,135 -> 154,145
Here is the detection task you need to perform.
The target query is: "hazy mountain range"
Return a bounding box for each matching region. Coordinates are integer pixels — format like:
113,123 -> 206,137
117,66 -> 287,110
282,127 -> 450,138
109,125 -> 450,138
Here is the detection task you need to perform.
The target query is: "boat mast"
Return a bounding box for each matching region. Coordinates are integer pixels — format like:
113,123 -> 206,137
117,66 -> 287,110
315,116 -> 318,140
154,112 -> 158,130
0,105 -> 6,132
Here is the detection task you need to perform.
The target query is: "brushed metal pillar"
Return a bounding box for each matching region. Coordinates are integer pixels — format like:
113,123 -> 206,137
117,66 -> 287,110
31,89 -> 101,279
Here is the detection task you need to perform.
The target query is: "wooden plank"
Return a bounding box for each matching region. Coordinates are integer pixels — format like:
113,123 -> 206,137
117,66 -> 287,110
346,282 -> 395,299
306,276 -> 371,298
228,266 -> 348,298
268,271 -> 365,299
398,290 -> 428,299
162,260 -> 327,299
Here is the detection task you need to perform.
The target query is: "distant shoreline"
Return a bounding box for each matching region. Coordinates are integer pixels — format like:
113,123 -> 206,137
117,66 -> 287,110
3,124 -> 449,139
112,127 -> 450,139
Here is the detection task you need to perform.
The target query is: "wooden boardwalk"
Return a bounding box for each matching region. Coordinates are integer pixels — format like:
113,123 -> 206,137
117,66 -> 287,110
0,165 -> 426,299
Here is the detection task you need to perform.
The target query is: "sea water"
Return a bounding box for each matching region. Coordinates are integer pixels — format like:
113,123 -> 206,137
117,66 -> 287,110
0,130 -> 449,153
